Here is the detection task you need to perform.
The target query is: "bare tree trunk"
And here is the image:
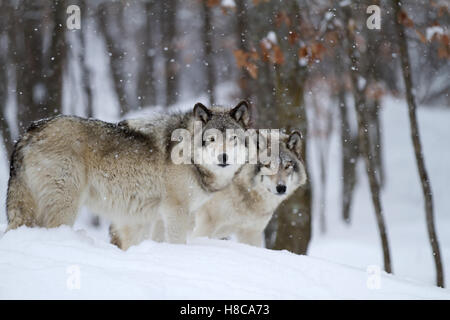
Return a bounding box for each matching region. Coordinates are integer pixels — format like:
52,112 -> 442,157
137,0 -> 157,108
97,3 -> 130,114
161,0 -> 178,106
312,94 -> 332,234
235,0 -> 252,100
343,5 -> 392,273
272,72 -> 312,254
201,0 -> 216,105
46,0 -> 67,114
13,2 -> 46,133
338,86 -> 358,223
392,0 -> 444,287
365,26 -> 385,188
0,2 -> 13,158
9,1 -> 66,134
257,0 -> 312,254
78,0 -> 94,118
367,98 -> 385,187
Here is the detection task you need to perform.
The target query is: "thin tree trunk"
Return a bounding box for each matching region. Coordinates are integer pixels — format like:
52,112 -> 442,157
78,0 -> 94,118
0,2 -> 13,158
137,0 -> 157,108
392,0 -> 444,288
11,1 -> 66,133
97,3 -> 130,114
161,0 -> 178,106
272,73 -> 312,254
343,5 -> 392,273
201,0 -> 216,105
235,0 -> 252,100
338,86 -> 358,223
14,2 -> 45,133
46,0 -> 67,114
368,98 -> 385,187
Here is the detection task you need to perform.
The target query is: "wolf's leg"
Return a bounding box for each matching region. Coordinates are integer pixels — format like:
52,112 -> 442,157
6,173 -> 38,231
20,154 -> 86,228
192,210 -> 216,239
36,185 -> 82,228
236,229 -> 263,247
162,205 -> 194,244
150,218 -> 165,242
109,223 -> 152,250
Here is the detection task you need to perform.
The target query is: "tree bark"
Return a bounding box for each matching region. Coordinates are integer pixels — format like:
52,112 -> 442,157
343,5 -> 392,273
9,1 -> 66,134
392,0 -> 444,288
271,72 -> 312,254
97,2 -> 130,114
235,0 -> 253,100
137,0 -> 157,108
201,0 -> 216,105
161,0 -> 178,106
0,1 -> 13,158
78,0 -> 94,118
338,85 -> 358,223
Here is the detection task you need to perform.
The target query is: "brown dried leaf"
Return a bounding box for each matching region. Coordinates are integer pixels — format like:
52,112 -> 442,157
245,62 -> 258,79
252,0 -> 270,5
310,42 -> 326,61
298,46 -> 308,58
288,30 -> 299,45
233,49 -> 259,78
207,0 -> 220,7
272,45 -> 284,65
397,10 -> 414,28
275,11 -> 291,27
415,30 -> 427,43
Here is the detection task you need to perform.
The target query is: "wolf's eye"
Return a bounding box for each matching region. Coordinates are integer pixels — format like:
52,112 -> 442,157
207,136 -> 215,142
285,162 -> 293,170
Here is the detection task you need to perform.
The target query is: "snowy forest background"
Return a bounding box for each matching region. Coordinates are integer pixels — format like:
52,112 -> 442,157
0,0 -> 449,293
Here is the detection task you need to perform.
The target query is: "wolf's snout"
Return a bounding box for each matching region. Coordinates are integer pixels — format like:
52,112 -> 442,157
276,184 -> 286,195
218,153 -> 229,167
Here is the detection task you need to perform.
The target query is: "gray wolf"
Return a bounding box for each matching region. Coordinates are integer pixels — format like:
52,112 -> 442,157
6,101 -> 251,249
192,131 -> 307,246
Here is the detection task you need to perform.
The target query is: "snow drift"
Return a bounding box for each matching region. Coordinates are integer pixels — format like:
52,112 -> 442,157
0,225 -> 448,299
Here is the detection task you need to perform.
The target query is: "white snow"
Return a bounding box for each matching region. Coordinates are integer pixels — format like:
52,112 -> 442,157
299,57 -> 308,67
426,26 -> 444,41
221,0 -> 236,8
324,11 -> 334,21
0,225 -> 448,299
266,31 -> 277,44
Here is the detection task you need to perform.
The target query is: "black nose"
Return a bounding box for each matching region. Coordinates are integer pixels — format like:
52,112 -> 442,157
218,153 -> 228,166
276,185 -> 286,194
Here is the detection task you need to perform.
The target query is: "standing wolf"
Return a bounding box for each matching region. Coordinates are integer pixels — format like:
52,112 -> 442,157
6,101 -> 251,249
192,131 -> 307,246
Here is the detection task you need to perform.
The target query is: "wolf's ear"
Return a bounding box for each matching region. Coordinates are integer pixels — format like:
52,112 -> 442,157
230,100 -> 251,127
194,103 -> 212,123
287,130 -> 303,159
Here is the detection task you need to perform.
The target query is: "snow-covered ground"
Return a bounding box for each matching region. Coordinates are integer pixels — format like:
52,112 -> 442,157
0,96 -> 449,299
0,225 -> 448,299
